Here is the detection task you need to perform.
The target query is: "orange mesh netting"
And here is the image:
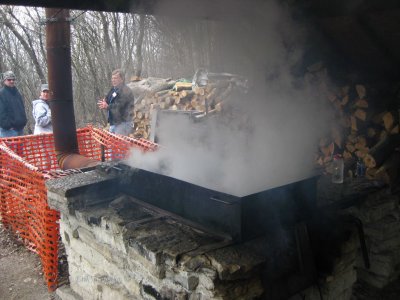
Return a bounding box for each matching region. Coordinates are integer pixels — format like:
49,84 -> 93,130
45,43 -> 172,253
0,125 -> 157,291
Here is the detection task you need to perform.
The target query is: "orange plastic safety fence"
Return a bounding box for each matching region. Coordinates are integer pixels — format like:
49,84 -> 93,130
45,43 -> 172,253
0,126 -> 157,291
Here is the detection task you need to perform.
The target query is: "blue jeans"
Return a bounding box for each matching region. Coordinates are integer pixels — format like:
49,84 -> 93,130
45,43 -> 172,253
108,122 -> 132,161
0,128 -> 24,138
109,122 -> 132,136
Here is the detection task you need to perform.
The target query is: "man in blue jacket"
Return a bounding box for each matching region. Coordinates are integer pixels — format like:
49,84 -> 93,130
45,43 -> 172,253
0,71 -> 27,137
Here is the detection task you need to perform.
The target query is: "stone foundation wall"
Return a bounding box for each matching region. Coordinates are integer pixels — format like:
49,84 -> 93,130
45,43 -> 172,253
349,188 -> 400,289
57,195 -> 265,300
298,183 -> 400,300
47,172 -> 400,300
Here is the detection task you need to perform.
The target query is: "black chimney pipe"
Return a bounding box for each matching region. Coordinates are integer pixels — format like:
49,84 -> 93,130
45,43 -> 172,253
45,8 -> 98,169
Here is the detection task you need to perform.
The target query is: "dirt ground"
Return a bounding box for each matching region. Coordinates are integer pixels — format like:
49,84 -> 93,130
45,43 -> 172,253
0,222 -> 54,300
1,220 -> 400,300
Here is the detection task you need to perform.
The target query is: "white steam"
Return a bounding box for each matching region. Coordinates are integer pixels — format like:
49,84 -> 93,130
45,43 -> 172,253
126,0 -> 330,196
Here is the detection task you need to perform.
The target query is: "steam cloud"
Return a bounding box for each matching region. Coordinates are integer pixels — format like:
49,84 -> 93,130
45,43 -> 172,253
126,0 -> 331,196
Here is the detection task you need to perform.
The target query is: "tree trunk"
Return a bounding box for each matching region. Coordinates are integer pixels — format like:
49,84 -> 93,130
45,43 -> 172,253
135,14 -> 146,77
0,9 -> 45,82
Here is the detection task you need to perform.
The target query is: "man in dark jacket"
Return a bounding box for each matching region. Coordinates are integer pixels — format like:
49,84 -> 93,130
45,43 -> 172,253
0,71 -> 27,137
97,69 -> 134,136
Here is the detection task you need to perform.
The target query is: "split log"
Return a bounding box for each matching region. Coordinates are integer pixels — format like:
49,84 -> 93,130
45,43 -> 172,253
147,78 -> 176,93
363,134 -> 400,168
173,82 -> 193,91
180,90 -> 195,101
382,110 -> 399,132
354,109 -> 367,121
341,95 -> 350,106
355,149 -> 368,159
129,78 -> 176,101
383,111 -> 394,132
355,99 -> 368,108
343,150 -> 353,160
155,89 -> 170,97
354,136 -> 367,150
193,86 -> 205,96
320,142 -> 334,158
130,75 -> 142,82
355,84 -> 366,99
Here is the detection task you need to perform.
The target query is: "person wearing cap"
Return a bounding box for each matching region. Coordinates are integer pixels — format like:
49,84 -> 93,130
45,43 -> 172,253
32,84 -> 52,134
0,71 -> 27,137
97,69 -> 134,136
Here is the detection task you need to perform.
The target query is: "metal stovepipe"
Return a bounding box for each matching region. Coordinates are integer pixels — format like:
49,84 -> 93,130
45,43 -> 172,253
45,8 -> 98,169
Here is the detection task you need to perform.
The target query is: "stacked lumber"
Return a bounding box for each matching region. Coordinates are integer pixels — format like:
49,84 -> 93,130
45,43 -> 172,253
313,71 -> 400,184
131,74 -> 245,140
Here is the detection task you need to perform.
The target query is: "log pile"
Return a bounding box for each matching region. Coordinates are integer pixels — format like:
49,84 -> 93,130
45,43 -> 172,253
127,66 -> 400,185
130,74 -> 246,140
312,65 -> 400,185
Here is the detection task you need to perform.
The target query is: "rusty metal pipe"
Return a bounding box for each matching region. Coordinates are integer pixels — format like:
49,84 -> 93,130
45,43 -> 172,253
45,8 -> 98,169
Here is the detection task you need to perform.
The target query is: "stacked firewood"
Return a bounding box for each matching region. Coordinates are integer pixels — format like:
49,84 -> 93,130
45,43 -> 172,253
130,74 -> 246,140
313,68 -> 400,184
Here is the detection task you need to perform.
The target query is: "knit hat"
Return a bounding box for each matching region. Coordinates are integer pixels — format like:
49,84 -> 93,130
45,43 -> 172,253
41,84 -> 49,92
3,71 -> 16,81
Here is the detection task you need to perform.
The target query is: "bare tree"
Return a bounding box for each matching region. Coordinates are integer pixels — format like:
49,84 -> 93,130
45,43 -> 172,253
0,5 -> 236,131
0,6 -> 45,81
134,14 -> 146,77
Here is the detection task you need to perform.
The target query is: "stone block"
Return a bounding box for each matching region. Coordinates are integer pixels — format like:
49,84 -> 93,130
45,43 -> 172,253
68,259 -> 140,300
197,269 -> 217,291
357,268 -> 391,289
206,239 -> 266,281
69,265 -> 100,300
364,215 -> 400,241
74,210 -> 128,254
68,253 -> 103,280
56,285 -> 84,300
68,236 -> 127,286
128,238 -> 163,265
367,203 -> 399,224
125,247 -> 166,279
47,191 -> 71,215
180,255 -> 211,272
369,237 -> 400,254
166,270 -> 199,291
323,269 -> 357,299
76,226 -> 126,268
326,287 -> 353,300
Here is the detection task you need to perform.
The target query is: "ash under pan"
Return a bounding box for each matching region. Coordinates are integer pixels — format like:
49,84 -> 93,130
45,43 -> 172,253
101,162 -> 318,242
